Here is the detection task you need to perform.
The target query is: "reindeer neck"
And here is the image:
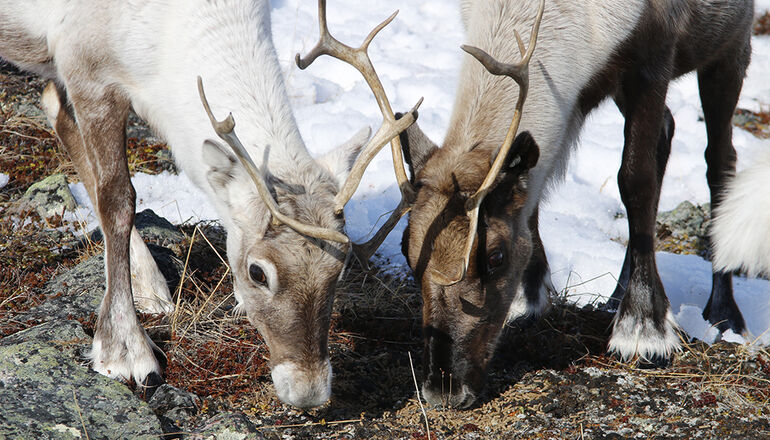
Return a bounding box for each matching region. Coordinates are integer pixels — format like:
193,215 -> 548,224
124,0 -> 315,179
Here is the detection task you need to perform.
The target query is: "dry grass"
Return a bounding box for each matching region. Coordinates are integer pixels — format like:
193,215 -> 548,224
135,223 -> 273,410
755,11 -> 770,36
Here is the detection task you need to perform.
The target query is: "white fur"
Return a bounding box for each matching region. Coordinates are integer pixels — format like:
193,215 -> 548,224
455,0 -> 647,216
315,127 -> 371,188
271,359 -> 332,409
88,270 -> 162,383
608,309 -> 681,362
129,228 -> 174,314
711,152 -> 770,277
89,328 -> 161,383
505,269 -> 552,323
422,382 -> 474,409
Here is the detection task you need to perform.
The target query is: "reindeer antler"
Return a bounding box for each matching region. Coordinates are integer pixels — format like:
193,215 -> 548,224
296,0 -> 423,268
438,0 -> 545,285
197,76 -> 349,244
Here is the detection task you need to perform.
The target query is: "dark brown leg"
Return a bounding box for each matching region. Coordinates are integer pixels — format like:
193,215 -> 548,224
608,62 -> 679,366
698,43 -> 750,335
605,105 -> 674,311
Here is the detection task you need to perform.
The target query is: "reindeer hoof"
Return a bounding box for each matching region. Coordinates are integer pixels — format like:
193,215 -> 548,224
637,354 -> 670,369
607,308 -> 681,367
139,372 -> 165,400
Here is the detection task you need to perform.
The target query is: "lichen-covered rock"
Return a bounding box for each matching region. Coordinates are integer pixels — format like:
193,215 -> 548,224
154,149 -> 178,174
0,320 -> 87,351
0,321 -> 162,439
656,201 -> 711,256
189,413 -> 265,440
25,254 -> 104,322
20,174 -> 78,218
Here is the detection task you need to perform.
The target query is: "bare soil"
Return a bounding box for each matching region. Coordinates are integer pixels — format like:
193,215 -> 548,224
2,61 -> 769,439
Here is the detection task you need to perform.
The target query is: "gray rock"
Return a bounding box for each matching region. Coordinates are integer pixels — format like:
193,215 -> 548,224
90,209 -> 186,255
20,174 -> 78,218
15,102 -> 47,122
0,320 -> 88,352
148,383 -> 200,420
189,413 -> 265,440
127,111 -> 162,144
154,149 -> 178,174
0,321 -> 162,439
25,254 -> 104,322
134,209 -> 186,253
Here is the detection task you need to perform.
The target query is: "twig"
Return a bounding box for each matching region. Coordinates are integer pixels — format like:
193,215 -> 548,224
172,225 -> 199,335
408,351 -> 431,440
256,415 -> 364,431
72,389 -> 90,440
179,226 -> 231,340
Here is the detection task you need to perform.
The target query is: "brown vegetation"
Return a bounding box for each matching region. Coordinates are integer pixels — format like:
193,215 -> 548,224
755,11 -> 770,35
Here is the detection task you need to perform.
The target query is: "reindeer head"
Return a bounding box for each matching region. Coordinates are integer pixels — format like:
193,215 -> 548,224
199,125 -> 360,409
400,0 -> 545,408
195,0 -> 421,409
402,127 -> 539,408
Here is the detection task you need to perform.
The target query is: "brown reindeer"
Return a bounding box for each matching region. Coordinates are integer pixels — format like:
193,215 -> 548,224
0,0 -> 418,408
397,0 -> 754,408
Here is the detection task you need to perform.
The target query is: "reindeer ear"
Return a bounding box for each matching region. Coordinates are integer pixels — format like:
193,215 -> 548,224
397,111 -> 438,182
316,127 -> 371,188
202,139 -> 271,232
202,139 -> 239,191
483,132 -> 540,213
499,131 -> 539,177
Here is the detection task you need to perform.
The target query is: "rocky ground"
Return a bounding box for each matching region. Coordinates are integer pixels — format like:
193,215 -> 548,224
3,44 -> 770,440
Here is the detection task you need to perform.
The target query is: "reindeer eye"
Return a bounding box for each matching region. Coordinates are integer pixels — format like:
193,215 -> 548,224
488,250 -> 504,270
249,264 -> 267,286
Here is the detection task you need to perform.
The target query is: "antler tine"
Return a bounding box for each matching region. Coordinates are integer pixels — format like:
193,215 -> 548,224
296,0 -> 423,265
440,0 -> 545,283
350,197 -> 412,270
197,77 -> 349,244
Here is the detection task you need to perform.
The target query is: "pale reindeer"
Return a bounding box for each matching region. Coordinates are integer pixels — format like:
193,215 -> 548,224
395,0 -> 754,407
711,151 -> 770,278
0,0 -> 419,408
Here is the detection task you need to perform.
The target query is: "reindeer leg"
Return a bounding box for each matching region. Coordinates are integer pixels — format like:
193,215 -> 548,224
41,83 -> 174,315
129,228 -> 175,314
608,68 -> 679,366
43,81 -> 163,393
698,49 -> 750,337
605,105 -> 674,311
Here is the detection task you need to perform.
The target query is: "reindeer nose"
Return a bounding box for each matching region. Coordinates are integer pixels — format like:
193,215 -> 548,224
422,378 -> 475,409
421,326 -> 481,408
271,359 -> 332,409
